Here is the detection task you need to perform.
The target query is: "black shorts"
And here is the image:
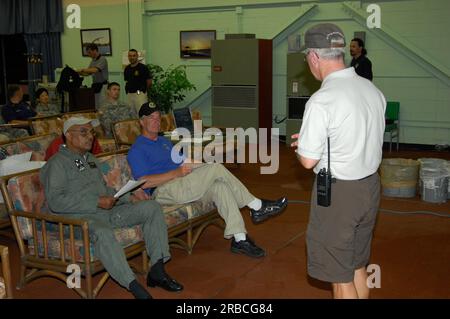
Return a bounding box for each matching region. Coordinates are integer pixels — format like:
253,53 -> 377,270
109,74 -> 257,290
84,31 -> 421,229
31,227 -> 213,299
306,173 -> 380,283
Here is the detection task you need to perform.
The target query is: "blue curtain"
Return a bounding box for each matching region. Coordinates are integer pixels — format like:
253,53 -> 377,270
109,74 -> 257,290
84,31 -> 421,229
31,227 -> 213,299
0,0 -> 63,35
0,0 -> 63,97
24,33 -> 62,92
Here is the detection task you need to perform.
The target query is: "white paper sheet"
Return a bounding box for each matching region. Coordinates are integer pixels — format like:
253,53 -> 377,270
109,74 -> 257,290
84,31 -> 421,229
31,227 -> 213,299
5,151 -> 32,162
114,179 -> 146,198
0,152 -> 42,176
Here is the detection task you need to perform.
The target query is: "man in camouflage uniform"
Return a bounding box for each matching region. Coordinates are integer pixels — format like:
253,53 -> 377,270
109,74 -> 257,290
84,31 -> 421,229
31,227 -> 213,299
98,82 -> 138,138
40,116 -> 183,299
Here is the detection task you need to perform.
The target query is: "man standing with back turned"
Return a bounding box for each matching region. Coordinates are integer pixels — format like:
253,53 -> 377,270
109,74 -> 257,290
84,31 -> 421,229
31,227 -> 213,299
291,24 -> 386,299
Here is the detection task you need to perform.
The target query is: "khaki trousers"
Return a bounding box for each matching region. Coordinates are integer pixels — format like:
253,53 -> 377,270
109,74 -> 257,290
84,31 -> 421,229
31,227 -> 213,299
94,85 -> 107,110
67,200 -> 170,289
127,92 -> 148,114
153,163 -> 255,238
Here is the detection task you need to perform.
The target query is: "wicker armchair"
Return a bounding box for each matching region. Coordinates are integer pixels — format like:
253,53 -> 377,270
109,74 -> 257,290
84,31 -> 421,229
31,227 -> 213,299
0,245 -> 13,298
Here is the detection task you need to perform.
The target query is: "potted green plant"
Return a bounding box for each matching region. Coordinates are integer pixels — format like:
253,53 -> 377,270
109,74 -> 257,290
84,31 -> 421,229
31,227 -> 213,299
146,64 -> 196,114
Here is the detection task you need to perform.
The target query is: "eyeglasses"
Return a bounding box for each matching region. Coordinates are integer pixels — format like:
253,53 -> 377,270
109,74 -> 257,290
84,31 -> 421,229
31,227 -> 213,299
68,129 -> 96,137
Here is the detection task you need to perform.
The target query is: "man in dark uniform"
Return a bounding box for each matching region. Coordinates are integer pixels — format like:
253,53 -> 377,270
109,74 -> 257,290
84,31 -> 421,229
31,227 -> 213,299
350,38 -> 373,81
1,85 -> 37,123
124,49 -> 152,113
40,116 -> 183,299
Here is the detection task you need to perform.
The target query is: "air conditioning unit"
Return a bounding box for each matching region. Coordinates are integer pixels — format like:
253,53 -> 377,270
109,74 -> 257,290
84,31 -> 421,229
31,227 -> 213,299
211,38 -> 272,130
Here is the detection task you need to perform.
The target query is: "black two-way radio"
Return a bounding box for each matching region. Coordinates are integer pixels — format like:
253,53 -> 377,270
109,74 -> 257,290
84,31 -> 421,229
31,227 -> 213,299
317,137 -> 334,207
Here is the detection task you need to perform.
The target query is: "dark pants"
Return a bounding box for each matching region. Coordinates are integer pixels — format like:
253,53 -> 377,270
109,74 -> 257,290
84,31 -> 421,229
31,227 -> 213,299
68,200 -> 170,288
306,173 -> 380,283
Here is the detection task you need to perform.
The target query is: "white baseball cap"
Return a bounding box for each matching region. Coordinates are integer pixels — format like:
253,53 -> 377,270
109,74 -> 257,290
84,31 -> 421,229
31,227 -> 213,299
63,116 -> 100,135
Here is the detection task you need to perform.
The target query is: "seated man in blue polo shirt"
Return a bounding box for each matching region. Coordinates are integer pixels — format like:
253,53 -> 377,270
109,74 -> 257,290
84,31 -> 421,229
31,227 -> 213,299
127,103 -> 288,259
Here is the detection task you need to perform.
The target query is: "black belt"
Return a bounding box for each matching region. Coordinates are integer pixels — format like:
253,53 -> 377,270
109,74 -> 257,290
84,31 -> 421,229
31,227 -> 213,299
358,173 -> 376,181
127,90 -> 146,94
330,173 -> 376,182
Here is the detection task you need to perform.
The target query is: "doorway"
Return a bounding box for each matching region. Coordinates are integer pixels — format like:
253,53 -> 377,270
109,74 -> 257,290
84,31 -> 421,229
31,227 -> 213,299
0,34 -> 28,104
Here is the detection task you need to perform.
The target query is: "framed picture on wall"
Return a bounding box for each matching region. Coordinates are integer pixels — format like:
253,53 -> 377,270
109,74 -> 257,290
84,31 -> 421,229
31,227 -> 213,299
80,28 -> 112,56
180,30 -> 216,59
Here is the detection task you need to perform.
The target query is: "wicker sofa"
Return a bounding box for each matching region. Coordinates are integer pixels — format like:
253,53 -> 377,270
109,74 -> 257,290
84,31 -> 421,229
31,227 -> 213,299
0,150 -> 223,298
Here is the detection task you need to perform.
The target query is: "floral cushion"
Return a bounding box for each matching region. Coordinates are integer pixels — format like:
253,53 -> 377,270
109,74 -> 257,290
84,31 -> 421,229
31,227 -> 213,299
97,138 -> 116,153
26,201 -> 212,262
112,120 -> 141,145
0,127 -> 29,144
61,112 -> 98,122
32,118 -> 63,136
6,172 -> 48,240
3,133 -> 57,161
160,113 -> 176,132
3,142 -> 31,158
98,153 -> 131,191
28,225 -> 143,262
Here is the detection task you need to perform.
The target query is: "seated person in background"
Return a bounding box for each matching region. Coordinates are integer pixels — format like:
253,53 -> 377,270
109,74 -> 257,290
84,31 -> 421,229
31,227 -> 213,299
40,116 -> 183,299
45,118 -> 103,160
34,88 -> 60,116
127,103 -> 288,259
98,82 -> 138,138
1,85 -> 37,123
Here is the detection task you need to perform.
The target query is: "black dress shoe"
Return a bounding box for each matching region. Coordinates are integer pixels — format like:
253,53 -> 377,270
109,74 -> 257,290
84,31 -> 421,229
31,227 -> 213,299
250,197 -> 288,224
230,237 -> 266,258
147,273 -> 184,292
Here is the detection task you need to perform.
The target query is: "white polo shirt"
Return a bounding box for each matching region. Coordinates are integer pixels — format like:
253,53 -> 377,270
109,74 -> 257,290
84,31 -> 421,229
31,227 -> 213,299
296,67 -> 386,180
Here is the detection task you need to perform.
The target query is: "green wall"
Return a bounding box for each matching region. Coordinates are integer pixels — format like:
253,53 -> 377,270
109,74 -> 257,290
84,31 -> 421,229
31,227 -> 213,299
59,0 -> 450,146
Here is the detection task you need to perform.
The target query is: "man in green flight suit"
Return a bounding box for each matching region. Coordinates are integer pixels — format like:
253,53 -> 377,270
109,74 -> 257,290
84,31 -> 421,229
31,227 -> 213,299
40,116 -> 183,299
